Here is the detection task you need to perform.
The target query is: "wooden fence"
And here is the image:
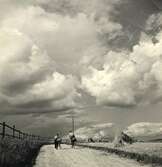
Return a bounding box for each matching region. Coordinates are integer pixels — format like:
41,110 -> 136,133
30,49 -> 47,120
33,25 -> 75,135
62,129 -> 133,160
0,122 -> 50,143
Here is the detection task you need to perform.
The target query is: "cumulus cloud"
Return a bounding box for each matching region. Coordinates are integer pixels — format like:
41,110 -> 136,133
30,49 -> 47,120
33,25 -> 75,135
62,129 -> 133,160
35,0 -> 123,42
6,72 -> 78,106
81,13 -> 162,107
0,0 -> 125,114
1,0 -> 161,117
75,123 -> 115,140
0,27 -> 79,112
0,28 -> 54,89
1,6 -> 97,65
0,2 -> 123,66
124,122 -> 162,139
1,0 -> 162,136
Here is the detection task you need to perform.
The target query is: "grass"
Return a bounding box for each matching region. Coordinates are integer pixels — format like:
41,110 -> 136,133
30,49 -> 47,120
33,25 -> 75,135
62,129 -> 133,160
77,142 -> 162,166
0,137 -> 43,167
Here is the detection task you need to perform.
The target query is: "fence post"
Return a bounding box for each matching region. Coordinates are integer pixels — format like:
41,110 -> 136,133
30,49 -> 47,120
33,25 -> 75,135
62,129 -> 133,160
25,133 -> 27,140
32,135 -> 35,143
30,134 -> 32,141
26,133 -> 29,140
19,131 -> 21,139
29,134 -> 31,141
2,122 -> 6,139
13,125 -> 15,138
22,133 -> 25,139
20,132 -> 22,140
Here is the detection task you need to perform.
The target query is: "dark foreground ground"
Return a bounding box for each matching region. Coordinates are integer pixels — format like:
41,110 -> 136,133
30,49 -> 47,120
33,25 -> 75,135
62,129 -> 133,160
0,137 -> 43,167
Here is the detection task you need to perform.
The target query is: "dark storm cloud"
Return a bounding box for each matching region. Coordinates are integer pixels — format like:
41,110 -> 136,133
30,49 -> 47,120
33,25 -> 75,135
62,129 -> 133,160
0,105 -> 75,116
152,0 -> 162,10
111,0 -> 157,48
36,0 -> 122,16
36,0 -> 160,49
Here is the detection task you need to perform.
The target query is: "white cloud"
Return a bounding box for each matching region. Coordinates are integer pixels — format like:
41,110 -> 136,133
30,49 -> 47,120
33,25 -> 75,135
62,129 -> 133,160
75,123 -> 115,140
6,72 -> 78,106
0,0 -> 124,113
124,122 -> 162,138
0,1 -> 123,66
0,28 -> 78,111
3,1 -> 161,113
146,13 -> 162,32
1,6 -> 99,71
0,28 -> 54,88
81,17 -> 162,107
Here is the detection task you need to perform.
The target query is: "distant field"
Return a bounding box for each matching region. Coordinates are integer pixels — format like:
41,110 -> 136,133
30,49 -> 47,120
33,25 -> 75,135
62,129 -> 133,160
79,142 -> 162,166
82,142 -> 162,158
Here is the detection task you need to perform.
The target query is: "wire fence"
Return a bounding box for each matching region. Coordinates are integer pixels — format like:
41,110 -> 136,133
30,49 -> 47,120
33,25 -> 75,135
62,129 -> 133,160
0,122 -> 50,143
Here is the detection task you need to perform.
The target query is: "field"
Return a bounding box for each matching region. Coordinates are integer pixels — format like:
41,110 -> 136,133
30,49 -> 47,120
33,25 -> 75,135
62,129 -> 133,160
78,142 -> 162,166
1,137 -> 162,167
0,137 -> 43,167
81,142 -> 162,157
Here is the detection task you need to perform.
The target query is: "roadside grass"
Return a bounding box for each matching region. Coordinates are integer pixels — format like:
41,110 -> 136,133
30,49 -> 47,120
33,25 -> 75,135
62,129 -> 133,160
0,137 -> 42,167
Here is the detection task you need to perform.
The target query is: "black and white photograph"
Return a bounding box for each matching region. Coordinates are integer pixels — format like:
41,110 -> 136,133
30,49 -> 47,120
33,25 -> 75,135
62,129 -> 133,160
0,0 -> 162,167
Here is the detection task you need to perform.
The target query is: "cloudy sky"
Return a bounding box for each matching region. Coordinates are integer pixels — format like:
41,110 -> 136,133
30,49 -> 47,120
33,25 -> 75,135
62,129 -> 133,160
0,0 -> 162,137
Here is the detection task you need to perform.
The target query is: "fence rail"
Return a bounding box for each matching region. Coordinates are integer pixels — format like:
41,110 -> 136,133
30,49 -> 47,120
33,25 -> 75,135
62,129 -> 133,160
0,122 -> 50,143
